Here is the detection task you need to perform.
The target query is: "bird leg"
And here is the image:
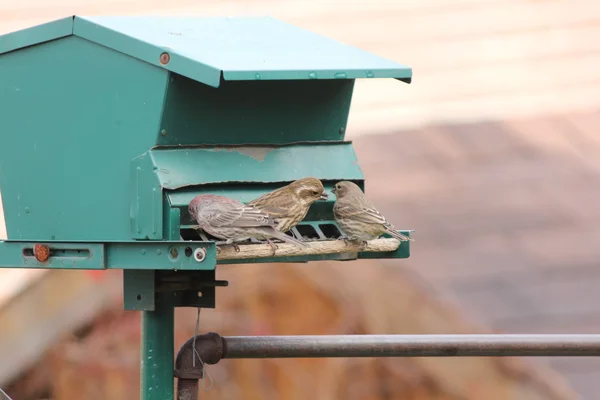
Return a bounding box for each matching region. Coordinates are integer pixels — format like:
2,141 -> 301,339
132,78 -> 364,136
337,235 -> 350,244
263,239 -> 278,256
337,235 -> 354,246
338,236 -> 367,248
215,239 -> 241,253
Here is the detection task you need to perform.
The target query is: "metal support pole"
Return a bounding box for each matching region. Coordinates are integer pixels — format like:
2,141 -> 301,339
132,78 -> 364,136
141,291 -> 175,400
220,334 -> 600,358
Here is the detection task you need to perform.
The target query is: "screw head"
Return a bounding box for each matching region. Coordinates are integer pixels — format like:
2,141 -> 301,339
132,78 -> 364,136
193,248 -> 206,263
161,129 -> 167,136
33,244 -> 50,263
339,127 -> 345,135
159,52 -> 171,65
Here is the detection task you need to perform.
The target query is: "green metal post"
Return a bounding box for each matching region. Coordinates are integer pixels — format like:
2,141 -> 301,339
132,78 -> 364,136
141,290 -> 175,400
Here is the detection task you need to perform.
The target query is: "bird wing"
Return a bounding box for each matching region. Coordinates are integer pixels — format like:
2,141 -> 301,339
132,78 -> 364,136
203,205 -> 274,228
247,191 -> 294,219
335,202 -> 390,226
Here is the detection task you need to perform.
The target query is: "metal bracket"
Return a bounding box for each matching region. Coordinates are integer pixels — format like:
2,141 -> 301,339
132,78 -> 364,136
124,269 -> 228,311
0,240 -> 216,270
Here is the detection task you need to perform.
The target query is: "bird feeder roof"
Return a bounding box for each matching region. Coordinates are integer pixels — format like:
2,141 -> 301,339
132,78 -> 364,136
0,15 -> 412,88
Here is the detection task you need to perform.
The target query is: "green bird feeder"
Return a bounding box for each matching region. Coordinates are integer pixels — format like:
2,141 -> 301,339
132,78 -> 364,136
0,15 -> 412,399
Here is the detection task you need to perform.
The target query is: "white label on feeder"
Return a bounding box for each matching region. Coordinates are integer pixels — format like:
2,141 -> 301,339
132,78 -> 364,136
0,189 -> 7,240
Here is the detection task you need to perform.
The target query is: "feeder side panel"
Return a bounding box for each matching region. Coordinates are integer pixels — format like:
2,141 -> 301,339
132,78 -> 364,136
158,76 -> 355,145
0,36 -> 168,241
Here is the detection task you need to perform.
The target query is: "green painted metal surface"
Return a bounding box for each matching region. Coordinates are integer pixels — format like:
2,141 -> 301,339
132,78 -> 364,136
0,36 -> 167,241
140,197 -> 175,400
141,291 -> 175,400
0,242 -> 105,269
124,270 -> 156,311
130,152 -> 165,240
158,76 -> 355,145
155,143 -> 362,190
74,15 -> 412,87
0,16 -> 73,55
0,241 -> 216,270
2,16 -> 412,88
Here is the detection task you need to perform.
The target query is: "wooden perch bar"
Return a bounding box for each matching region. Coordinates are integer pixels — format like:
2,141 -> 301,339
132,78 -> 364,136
216,238 -> 402,260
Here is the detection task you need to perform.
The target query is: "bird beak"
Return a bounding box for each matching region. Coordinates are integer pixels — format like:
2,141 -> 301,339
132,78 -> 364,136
330,188 -> 336,195
319,192 -> 329,200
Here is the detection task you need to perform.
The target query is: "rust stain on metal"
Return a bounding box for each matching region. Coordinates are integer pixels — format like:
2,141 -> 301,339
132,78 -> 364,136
33,244 -> 50,263
159,52 -> 171,65
218,147 -> 275,162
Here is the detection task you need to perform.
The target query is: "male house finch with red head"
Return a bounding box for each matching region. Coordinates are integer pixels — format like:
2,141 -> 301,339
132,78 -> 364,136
332,181 -> 412,246
189,194 -> 307,252
247,177 -> 328,235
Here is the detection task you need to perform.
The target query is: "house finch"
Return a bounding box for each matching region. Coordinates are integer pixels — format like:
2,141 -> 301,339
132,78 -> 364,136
332,181 -> 412,246
247,177 -> 328,235
188,194 -> 307,252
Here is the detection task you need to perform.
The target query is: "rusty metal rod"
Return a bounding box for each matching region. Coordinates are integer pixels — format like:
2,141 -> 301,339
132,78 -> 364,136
221,334 -> 600,358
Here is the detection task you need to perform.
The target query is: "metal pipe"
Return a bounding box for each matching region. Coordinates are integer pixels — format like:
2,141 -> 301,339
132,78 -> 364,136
175,333 -> 224,400
220,334 -> 600,358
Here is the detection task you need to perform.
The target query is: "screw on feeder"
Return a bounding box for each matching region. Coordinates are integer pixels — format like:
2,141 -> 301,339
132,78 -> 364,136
159,52 -> 171,65
33,244 -> 50,263
193,248 -> 206,263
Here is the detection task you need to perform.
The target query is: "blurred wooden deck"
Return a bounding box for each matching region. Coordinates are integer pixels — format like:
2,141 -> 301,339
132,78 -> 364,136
354,109 -> 600,397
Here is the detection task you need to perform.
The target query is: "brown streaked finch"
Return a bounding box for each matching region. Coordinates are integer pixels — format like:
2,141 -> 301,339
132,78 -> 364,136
247,177 -> 328,236
332,181 -> 413,246
188,194 -> 307,253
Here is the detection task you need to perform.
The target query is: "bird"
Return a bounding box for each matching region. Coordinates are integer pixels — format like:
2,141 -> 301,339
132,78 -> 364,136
331,181 -> 412,246
247,177 -> 328,236
188,194 -> 307,253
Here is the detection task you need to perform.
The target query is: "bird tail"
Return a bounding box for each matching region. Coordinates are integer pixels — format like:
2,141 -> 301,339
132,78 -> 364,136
386,228 -> 413,242
269,228 -> 309,248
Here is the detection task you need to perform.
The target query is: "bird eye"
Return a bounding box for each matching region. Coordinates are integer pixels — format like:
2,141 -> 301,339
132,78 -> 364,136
336,184 -> 341,189
312,190 -> 319,195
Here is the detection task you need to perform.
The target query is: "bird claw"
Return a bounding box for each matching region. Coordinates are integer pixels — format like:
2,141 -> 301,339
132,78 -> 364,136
337,236 -> 353,246
265,239 -> 278,256
337,235 -> 349,244
339,237 -> 367,248
214,240 -> 240,253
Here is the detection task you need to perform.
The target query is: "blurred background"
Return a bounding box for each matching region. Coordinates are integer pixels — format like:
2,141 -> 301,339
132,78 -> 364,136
1,0 -> 600,399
